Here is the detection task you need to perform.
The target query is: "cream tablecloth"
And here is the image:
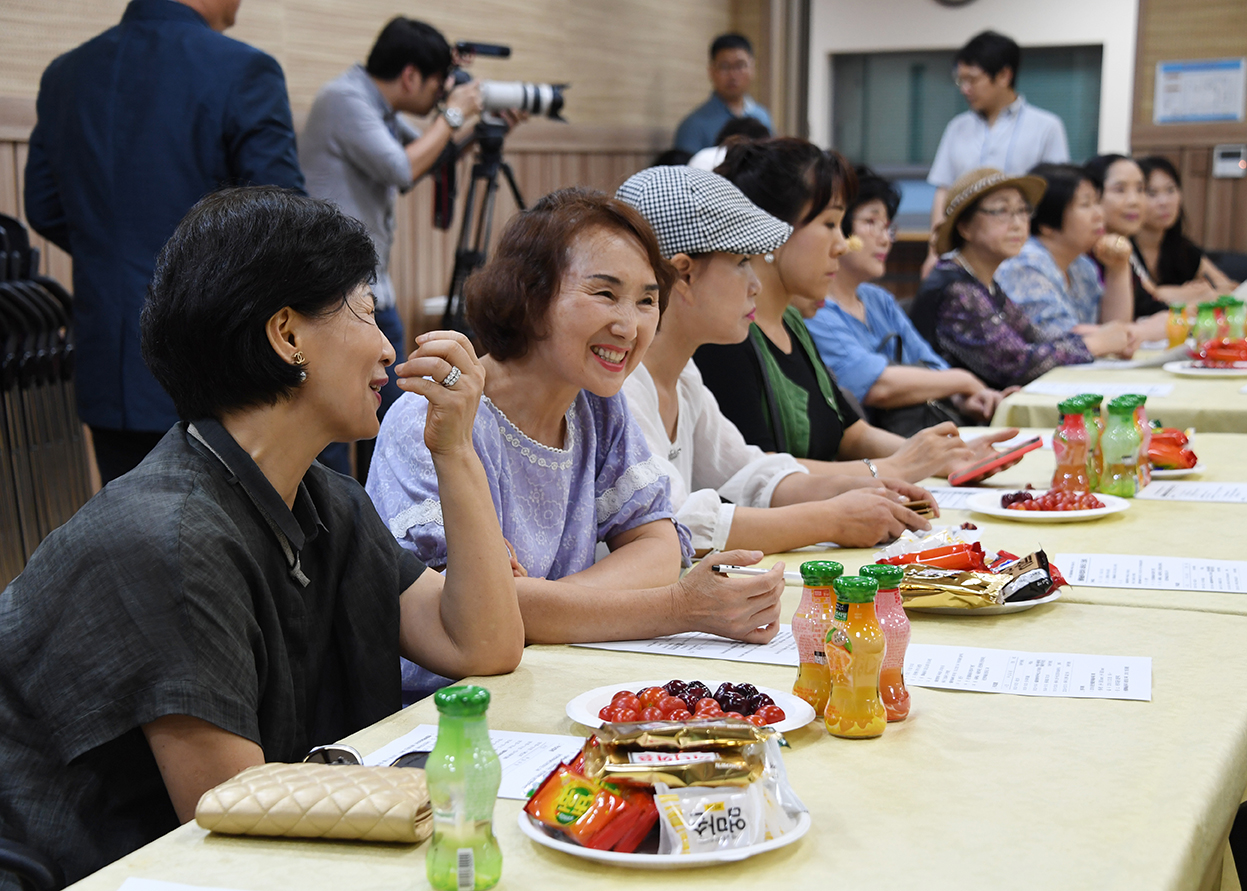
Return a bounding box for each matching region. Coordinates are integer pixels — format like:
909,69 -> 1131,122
68,601 -> 1247,891
993,366 -> 1247,433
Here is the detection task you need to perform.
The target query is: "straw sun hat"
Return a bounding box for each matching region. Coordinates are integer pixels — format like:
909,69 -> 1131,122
934,167 -> 1047,254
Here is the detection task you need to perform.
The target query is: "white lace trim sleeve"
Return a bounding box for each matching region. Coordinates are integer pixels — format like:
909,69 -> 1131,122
388,497 -> 445,538
595,454 -> 667,525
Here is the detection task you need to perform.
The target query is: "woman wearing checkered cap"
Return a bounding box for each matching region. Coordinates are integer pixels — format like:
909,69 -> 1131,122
618,165 -> 937,554
695,138 -> 1019,482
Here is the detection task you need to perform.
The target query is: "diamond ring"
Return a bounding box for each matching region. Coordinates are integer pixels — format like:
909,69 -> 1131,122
441,366 -> 462,388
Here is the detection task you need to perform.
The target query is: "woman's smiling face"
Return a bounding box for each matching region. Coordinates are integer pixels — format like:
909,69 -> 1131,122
530,225 -> 662,397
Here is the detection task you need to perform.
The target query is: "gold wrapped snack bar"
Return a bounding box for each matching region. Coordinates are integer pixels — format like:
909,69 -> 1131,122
583,720 -> 772,788
899,564 -> 1010,609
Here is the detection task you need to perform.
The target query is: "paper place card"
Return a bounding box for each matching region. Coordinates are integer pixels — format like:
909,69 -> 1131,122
1138,481 -> 1247,503
904,643 -> 1151,701
572,626 -> 799,667
1021,381 -> 1174,398
364,726 -> 583,800
120,882 -> 249,891
1053,553 -> 1247,594
927,486 -> 999,511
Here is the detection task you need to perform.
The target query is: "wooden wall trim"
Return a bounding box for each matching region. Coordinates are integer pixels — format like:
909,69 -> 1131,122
1133,122 -> 1247,150
0,96 -> 36,141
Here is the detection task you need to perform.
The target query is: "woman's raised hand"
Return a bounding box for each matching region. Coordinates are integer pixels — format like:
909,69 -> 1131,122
395,330 -> 486,456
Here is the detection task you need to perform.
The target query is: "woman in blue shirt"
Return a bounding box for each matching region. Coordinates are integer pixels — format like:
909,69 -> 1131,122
806,167 -> 1011,427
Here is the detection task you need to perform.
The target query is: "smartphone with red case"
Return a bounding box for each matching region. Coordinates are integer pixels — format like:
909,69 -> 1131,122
947,436 -> 1043,487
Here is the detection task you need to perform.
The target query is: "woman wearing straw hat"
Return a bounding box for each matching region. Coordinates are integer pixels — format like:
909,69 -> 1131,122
910,167 -> 1130,389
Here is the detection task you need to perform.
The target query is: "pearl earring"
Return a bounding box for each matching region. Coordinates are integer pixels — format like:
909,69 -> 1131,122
763,252 -> 775,264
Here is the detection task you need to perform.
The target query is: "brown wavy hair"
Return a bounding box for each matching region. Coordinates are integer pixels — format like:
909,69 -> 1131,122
466,187 -> 676,361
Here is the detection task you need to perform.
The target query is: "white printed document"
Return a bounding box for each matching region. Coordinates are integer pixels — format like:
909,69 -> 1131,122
927,486 -> 998,511
364,726 -> 583,800
1053,553 -> 1247,594
572,626 -> 799,667
904,643 -> 1151,701
120,882 -> 246,891
1138,481 -> 1247,503
1021,381 -> 1174,399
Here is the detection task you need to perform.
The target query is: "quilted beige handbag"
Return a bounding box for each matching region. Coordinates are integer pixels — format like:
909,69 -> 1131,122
195,762 -> 432,843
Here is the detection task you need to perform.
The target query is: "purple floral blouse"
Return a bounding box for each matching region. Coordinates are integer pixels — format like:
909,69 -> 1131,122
911,259 -> 1094,389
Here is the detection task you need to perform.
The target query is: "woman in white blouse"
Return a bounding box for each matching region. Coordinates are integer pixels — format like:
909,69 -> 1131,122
617,166 -> 937,554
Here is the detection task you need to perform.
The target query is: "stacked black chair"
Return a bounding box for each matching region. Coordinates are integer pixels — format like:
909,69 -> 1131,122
0,213 -> 92,590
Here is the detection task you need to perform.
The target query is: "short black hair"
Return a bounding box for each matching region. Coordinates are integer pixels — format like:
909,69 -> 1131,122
714,116 -> 771,145
1029,162 -> 1093,235
955,30 -> 1020,88
710,33 -> 753,59
1082,153 -> 1133,192
718,137 -> 857,226
366,17 -> 453,81
141,187 -> 377,421
653,148 -> 693,167
842,165 -> 901,237
948,194 -> 986,251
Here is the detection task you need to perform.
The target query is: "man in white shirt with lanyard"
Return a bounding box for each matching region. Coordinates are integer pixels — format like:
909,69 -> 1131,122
923,30 -> 1070,275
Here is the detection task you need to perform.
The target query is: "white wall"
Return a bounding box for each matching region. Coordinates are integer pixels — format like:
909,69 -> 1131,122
809,0 -> 1138,155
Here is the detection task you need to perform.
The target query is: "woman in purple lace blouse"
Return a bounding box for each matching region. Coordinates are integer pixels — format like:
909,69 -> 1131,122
911,167 -> 1100,390
368,187 -> 785,651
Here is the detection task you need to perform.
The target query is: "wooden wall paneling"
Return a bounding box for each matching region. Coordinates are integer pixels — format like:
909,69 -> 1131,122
1177,148 -> 1206,247
0,142 -> 17,217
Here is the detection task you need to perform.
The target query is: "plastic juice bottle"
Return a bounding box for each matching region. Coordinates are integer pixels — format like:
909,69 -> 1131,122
427,685 -> 503,891
1193,302 -> 1219,347
1166,304 -> 1190,348
860,563 -> 909,722
1226,299 -> 1247,340
791,560 -> 844,713
1077,395 -> 1103,491
1124,394 -> 1152,489
824,575 -> 887,739
1051,398 -> 1091,493
1100,400 -> 1140,497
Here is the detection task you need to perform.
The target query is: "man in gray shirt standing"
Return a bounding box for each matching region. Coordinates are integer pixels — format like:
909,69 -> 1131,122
300,17 -> 482,475
922,31 -> 1069,276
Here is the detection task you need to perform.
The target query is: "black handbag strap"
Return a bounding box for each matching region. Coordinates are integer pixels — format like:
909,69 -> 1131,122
747,334 -> 788,453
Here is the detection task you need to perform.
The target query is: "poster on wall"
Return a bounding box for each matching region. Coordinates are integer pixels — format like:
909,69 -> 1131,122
1154,58 -> 1246,124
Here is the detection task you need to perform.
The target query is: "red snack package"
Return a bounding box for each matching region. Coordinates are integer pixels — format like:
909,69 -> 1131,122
525,764 -> 631,849
879,542 -> 988,572
608,784 -> 659,853
1148,439 -> 1197,470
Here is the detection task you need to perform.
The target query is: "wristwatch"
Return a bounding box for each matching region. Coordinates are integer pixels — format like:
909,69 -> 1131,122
441,106 -> 464,130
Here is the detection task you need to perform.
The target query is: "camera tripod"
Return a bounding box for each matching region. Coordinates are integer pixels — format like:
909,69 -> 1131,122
440,118 -> 525,334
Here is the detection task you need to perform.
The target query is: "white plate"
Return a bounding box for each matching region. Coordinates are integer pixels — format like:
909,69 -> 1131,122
566,680 -> 816,734
517,810 -> 812,869
966,491 -> 1130,523
1150,462 -> 1206,479
1162,360 -> 1247,379
905,588 -> 1062,616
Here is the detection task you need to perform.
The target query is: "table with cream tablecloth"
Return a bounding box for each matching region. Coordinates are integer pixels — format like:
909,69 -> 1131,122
62,434 -> 1247,891
993,365 -> 1247,433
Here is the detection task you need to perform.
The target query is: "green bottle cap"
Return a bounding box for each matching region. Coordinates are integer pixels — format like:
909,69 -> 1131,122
1057,397 -> 1083,416
800,560 -> 844,585
434,685 -> 492,717
832,575 -> 878,603
1171,303 -> 1186,311
1106,398 -> 1135,416
860,563 -> 904,588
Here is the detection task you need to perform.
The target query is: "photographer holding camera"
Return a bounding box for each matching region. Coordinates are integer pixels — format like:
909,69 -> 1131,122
300,17 -> 489,476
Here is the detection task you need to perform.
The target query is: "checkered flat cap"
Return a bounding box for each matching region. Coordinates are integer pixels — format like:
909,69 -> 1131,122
616,166 -> 791,259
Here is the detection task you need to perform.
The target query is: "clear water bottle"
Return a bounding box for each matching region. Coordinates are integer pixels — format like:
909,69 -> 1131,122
426,685 -> 502,891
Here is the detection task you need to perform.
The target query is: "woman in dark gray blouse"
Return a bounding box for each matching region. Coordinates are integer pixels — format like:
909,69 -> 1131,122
0,187 -> 523,887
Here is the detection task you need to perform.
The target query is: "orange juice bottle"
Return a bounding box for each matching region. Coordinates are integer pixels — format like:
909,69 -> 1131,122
861,563 -> 909,722
1166,304 -> 1189,348
791,560 -> 843,713
824,576 -> 887,739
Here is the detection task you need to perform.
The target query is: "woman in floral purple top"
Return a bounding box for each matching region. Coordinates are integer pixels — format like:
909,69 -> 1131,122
368,187 -> 785,653
911,167 -> 1102,390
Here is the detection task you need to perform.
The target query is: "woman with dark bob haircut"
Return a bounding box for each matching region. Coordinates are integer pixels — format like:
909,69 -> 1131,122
0,187 -> 522,884
995,162 -> 1137,354
694,139 -> 1017,487
368,186 -> 785,649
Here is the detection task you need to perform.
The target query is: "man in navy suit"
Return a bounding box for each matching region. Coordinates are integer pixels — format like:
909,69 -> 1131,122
24,0 -> 304,483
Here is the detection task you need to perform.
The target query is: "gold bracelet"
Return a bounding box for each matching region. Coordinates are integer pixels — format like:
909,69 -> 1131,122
862,458 -> 879,478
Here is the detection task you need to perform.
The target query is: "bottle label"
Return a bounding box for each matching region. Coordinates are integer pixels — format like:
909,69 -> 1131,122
826,626 -> 852,654
456,848 -> 475,891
